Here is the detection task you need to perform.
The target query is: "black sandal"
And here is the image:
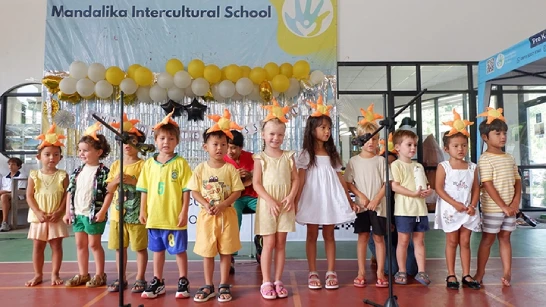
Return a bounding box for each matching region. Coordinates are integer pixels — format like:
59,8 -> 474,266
131,279 -> 147,293
446,275 -> 459,290
193,284 -> 216,302
107,279 -> 128,292
462,275 -> 480,290
218,284 -> 232,303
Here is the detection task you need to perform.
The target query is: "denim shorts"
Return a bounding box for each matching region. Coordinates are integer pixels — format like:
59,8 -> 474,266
395,216 -> 429,233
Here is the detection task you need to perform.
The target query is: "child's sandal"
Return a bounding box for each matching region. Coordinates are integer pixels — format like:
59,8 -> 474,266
65,274 -> 91,287
131,280 -> 147,293
353,276 -> 367,288
107,279 -> 128,292
217,284 -> 232,302
86,273 -> 107,288
274,281 -> 288,298
415,272 -> 431,286
193,285 -> 216,302
308,271 -> 322,289
260,282 -> 277,299
325,271 -> 339,289
394,272 -> 407,285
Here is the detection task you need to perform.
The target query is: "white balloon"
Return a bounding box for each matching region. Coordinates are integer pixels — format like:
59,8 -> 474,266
76,78 -> 95,98
157,72 -> 174,89
235,77 -> 253,96
69,61 -> 88,80
59,77 -> 78,94
218,80 -> 235,98
136,86 -> 152,103
87,63 -> 106,82
120,78 -> 138,95
95,80 -> 113,99
310,70 -> 325,85
285,78 -> 301,98
249,85 -> 260,101
211,84 -> 222,102
149,84 -> 168,102
185,83 -> 195,98
232,91 -> 243,101
191,77 -> 210,97
174,70 -> 191,89
168,87 -> 185,101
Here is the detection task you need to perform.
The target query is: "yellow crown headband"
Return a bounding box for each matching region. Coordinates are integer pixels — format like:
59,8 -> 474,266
153,110 -> 179,130
36,123 -> 66,149
111,113 -> 142,136
83,122 -> 102,141
379,132 -> 397,156
477,107 -> 505,124
207,109 -> 243,139
358,103 -> 383,125
262,98 -> 290,123
308,95 -> 332,117
442,109 -> 474,137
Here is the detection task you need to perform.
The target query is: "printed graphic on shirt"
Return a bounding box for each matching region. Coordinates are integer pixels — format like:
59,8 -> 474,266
202,176 -> 230,207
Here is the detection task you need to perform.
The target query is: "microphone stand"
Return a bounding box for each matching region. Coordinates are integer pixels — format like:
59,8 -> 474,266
362,89 -> 427,307
92,91 -> 145,307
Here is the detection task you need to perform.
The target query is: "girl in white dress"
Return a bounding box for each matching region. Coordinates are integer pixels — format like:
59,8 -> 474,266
295,98 -> 357,290
434,111 -> 481,290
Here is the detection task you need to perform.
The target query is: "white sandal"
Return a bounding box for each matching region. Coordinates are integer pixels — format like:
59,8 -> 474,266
308,271 -> 322,289
325,271 -> 339,289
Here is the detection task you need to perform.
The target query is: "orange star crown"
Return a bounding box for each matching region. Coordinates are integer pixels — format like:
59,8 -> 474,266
153,110 -> 179,130
442,109 -> 474,137
36,123 -> 66,149
358,103 -> 383,125
207,109 -> 243,139
379,132 -> 397,156
308,95 -> 332,117
111,113 -> 142,136
83,122 -> 102,141
262,98 -> 291,123
477,107 -> 505,124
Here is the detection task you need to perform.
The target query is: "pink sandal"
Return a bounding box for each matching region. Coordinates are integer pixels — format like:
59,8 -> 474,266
274,281 -> 288,298
260,282 -> 277,300
325,271 -> 339,290
308,271 -> 322,289
354,276 -> 367,288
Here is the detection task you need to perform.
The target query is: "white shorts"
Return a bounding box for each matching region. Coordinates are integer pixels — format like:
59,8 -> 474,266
481,212 -> 516,233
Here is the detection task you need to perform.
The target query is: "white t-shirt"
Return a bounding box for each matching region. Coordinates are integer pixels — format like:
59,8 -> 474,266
344,155 -> 387,217
0,171 -> 26,191
74,165 -> 99,216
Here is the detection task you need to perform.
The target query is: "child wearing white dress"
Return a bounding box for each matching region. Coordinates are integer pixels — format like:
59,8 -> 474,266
434,114 -> 481,290
295,100 -> 356,290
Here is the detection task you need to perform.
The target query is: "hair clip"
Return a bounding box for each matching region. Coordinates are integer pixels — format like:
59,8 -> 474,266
207,109 -> 243,139
442,109 -> 474,137
262,98 -> 290,123
379,132 -> 397,156
83,122 -> 102,141
111,113 -> 142,136
308,95 -> 332,117
36,123 -> 66,149
358,104 -> 383,125
153,110 -> 179,130
477,107 -> 505,124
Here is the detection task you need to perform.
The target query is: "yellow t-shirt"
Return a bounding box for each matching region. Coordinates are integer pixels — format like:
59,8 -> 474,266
186,162 -> 245,208
478,152 -> 521,213
391,160 -> 428,217
136,155 -> 192,230
105,159 -> 144,223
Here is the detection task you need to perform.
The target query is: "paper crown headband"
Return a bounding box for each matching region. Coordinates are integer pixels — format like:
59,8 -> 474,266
308,95 -> 332,117
262,98 -> 290,123
442,109 -> 474,137
83,122 -> 102,141
477,107 -> 505,124
207,109 -> 242,139
379,132 -> 397,156
358,104 -> 383,125
36,123 -> 66,149
111,113 -> 142,136
153,110 -> 179,130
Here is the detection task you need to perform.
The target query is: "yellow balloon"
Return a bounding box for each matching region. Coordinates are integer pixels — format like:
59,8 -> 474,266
42,75 -> 62,94
264,62 -> 280,81
271,75 -> 290,92
221,66 -> 228,81
134,67 -> 154,86
259,80 -> 272,102
249,67 -> 267,85
58,91 -> 81,104
127,64 -> 141,79
204,64 -> 222,84
225,65 -> 242,83
280,63 -> 293,78
293,60 -> 311,80
241,66 -> 251,78
105,66 -> 125,86
166,58 -> 184,76
188,59 -> 205,78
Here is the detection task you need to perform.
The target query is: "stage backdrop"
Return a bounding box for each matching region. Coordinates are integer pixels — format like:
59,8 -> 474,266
44,0 -> 351,242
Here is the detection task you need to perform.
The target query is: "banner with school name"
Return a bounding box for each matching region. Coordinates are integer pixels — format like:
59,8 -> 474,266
45,0 -> 337,74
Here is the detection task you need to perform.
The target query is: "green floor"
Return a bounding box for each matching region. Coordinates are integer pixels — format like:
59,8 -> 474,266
1,227 -> 544,262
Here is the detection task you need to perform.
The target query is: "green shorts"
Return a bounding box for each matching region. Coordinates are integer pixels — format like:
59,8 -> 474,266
73,215 -> 106,235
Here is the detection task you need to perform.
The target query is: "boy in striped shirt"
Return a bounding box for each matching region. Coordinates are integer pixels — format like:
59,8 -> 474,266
473,117 -> 521,287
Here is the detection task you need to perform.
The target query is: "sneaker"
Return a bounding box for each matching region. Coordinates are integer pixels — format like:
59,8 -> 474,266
141,276 -> 166,299
175,276 -> 190,299
229,255 -> 235,275
0,222 -> 11,232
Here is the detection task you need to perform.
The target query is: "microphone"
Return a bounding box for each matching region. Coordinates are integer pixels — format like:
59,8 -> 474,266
135,143 -> 156,154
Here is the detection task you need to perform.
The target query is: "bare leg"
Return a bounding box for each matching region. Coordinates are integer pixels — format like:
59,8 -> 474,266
49,238 -> 64,285
115,248 -> 128,282
306,225 -> 319,273
474,232 -> 496,283
88,234 -> 105,276
458,228 -> 472,277
356,233 -> 370,280
412,232 -> 426,272
445,230 -> 460,278
373,234 -> 387,281
153,251 -> 166,279
274,232 -> 288,281
260,234 -> 275,283
0,194 -> 10,223
396,232 -> 411,273
322,225 -> 336,272
193,257 -> 215,300
136,249 -> 148,281
26,240 -> 46,286
497,231 -> 513,286
75,232 -> 89,276
219,254 -> 232,300
176,251 -> 188,278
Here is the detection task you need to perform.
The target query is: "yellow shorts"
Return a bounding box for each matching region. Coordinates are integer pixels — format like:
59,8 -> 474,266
108,220 -> 148,252
193,207 -> 241,258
